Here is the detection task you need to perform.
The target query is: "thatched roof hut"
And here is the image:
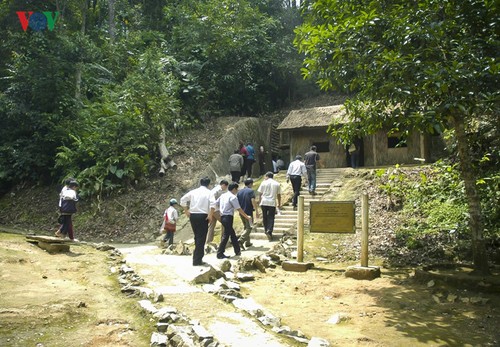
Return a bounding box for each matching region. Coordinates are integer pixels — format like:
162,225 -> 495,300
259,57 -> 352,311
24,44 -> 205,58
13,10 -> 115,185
276,105 -> 348,131
276,104 -> 437,168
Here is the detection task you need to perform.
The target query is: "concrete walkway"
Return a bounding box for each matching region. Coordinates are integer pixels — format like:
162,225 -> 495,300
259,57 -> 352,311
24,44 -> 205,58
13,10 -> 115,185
117,239 -> 292,346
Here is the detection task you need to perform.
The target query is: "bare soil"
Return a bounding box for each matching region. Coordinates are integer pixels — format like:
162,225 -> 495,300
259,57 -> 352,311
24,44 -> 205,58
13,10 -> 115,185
1,114 -> 499,346
244,261 -> 500,346
2,231 -> 499,347
0,233 -> 153,347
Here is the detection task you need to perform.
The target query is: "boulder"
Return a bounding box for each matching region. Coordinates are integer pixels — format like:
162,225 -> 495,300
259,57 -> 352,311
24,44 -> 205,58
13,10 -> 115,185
344,266 -> 381,280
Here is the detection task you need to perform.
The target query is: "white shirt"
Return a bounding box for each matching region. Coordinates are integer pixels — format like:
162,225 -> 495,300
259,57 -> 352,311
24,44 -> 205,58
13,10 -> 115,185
258,178 -> 281,207
61,188 -> 78,201
180,186 -> 211,214
216,191 -> 241,216
164,206 -> 179,224
209,185 -> 227,210
58,186 -> 69,207
286,159 -> 307,178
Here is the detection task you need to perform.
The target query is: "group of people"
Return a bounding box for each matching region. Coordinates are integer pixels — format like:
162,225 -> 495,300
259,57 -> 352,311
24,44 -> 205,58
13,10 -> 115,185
228,141 -> 266,183
165,170 -> 282,266
159,145 -> 322,266
57,144 -> 319,266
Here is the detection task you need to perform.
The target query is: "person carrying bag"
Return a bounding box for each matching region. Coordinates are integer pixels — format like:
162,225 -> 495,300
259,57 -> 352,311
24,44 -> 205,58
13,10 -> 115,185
161,198 -> 179,246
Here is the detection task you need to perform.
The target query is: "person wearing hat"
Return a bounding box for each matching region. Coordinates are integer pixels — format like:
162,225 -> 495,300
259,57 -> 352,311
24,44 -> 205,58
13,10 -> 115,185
162,198 -> 179,246
286,155 -> 308,211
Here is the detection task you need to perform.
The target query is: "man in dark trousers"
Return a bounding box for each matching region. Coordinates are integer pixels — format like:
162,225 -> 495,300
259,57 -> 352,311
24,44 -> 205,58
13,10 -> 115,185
286,155 -> 308,210
304,145 -> 320,194
213,182 -> 251,259
237,178 -> 259,248
257,172 -> 282,241
180,177 -> 212,266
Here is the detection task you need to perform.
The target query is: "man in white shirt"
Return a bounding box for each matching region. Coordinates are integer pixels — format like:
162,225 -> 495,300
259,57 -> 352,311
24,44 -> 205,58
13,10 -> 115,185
213,183 -> 251,259
207,179 -> 228,244
286,155 -> 308,210
257,172 -> 282,241
180,177 -> 212,266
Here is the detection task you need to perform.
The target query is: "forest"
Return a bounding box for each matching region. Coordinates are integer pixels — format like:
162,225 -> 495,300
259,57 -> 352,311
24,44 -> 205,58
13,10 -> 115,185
0,0 -> 499,274
0,0 -> 313,197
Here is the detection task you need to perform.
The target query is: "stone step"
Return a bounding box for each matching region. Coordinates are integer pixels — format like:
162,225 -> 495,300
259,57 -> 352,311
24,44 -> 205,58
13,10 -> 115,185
252,232 -> 284,240
273,217 -> 296,222
255,224 -> 291,231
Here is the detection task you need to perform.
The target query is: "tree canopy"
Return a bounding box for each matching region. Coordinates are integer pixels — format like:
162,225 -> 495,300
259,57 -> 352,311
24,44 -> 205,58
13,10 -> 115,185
0,0 -> 310,196
295,0 -> 499,273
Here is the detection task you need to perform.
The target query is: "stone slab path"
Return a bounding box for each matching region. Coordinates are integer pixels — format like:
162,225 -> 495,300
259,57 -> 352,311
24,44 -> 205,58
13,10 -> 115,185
117,240 -> 293,346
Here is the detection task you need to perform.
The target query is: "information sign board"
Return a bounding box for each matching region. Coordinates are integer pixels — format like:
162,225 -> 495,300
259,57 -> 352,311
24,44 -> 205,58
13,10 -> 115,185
310,201 -> 355,233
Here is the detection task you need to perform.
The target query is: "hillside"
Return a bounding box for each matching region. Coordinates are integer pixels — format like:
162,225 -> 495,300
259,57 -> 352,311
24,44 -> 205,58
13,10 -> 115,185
0,116 -> 268,243
1,114 -> 499,268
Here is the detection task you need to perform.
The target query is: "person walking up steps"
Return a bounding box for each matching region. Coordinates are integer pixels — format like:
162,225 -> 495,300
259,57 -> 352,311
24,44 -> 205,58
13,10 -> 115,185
286,155 -> 308,211
213,182 -> 251,259
237,178 -> 259,248
304,145 -> 320,194
207,179 -> 228,244
228,150 -> 244,183
257,172 -> 281,241
245,142 -> 255,178
180,177 -> 212,266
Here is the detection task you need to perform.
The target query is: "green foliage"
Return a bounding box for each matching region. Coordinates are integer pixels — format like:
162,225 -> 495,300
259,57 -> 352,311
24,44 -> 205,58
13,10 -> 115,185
0,0 -> 311,198
376,161 -> 499,249
166,0 -> 305,115
295,0 -> 499,141
55,47 -> 180,199
295,0 -> 498,272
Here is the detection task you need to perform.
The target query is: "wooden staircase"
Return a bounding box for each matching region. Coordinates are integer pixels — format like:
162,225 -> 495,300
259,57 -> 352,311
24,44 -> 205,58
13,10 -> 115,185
252,168 -> 345,240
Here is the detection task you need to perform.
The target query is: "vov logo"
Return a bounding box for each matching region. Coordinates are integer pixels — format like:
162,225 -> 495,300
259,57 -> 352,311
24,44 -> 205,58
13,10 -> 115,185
16,11 -> 60,32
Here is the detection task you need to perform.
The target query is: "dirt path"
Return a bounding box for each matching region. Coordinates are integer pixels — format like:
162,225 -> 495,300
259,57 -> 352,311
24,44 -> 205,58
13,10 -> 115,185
2,230 -> 499,347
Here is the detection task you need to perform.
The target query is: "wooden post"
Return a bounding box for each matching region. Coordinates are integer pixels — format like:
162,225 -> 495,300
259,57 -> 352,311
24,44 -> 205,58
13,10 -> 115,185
297,195 -> 305,262
361,194 -> 369,267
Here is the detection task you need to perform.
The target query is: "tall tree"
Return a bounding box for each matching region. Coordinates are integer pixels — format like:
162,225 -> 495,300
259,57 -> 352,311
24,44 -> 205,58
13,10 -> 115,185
295,0 -> 499,274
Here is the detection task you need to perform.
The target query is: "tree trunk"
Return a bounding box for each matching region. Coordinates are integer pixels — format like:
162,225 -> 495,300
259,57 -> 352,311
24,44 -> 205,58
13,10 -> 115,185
74,1 -> 88,100
158,126 -> 177,176
108,0 -> 116,43
452,116 -> 490,275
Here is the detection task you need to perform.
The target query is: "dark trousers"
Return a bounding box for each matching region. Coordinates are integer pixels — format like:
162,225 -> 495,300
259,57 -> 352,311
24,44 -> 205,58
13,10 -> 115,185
259,159 -> 265,176
350,152 -> 359,168
261,205 -> 276,235
306,166 -> 317,192
189,213 -> 208,265
290,175 -> 302,207
163,231 -> 174,245
230,171 -> 241,183
246,159 -> 254,177
217,215 -> 241,257
60,214 -> 74,240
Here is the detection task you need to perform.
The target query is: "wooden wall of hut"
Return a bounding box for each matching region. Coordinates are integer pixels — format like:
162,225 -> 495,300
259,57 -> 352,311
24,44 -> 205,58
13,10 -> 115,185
364,130 -> 423,166
289,129 -> 348,168
285,128 -> 432,169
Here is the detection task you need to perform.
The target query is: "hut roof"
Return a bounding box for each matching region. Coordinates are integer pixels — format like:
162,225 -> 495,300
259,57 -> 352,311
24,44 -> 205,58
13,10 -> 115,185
277,105 -> 348,131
